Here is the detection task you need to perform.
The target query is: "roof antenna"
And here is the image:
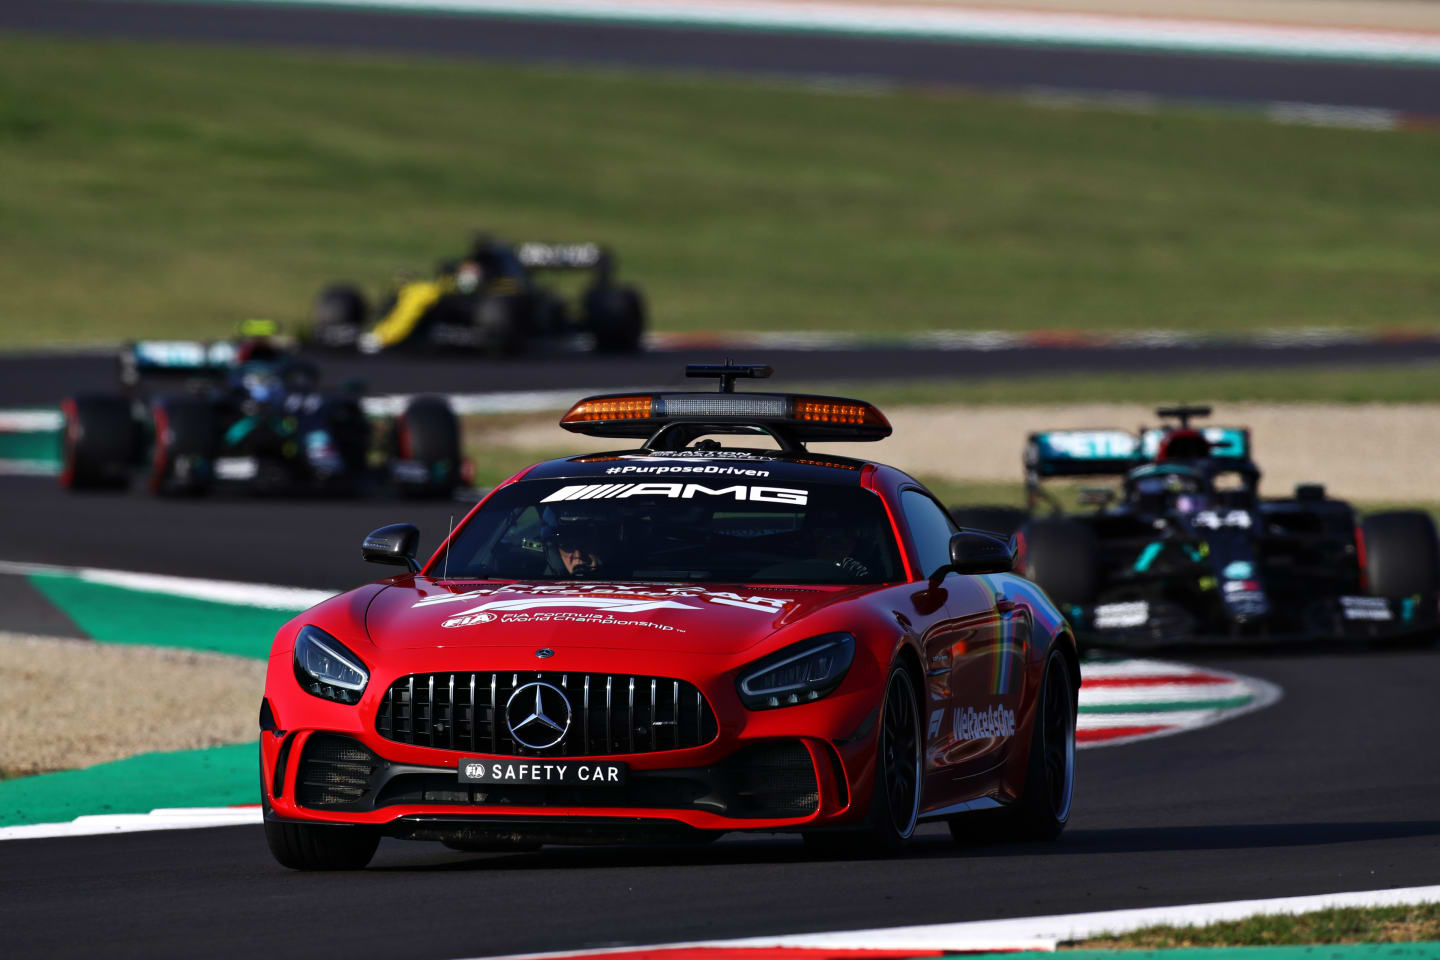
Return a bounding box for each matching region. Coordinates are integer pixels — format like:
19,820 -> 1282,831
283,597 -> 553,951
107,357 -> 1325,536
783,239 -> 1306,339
685,359 -> 773,393
442,514 -> 454,580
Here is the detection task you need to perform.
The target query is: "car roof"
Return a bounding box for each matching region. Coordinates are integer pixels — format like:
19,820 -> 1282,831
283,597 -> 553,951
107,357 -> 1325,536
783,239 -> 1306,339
520,449 -> 873,486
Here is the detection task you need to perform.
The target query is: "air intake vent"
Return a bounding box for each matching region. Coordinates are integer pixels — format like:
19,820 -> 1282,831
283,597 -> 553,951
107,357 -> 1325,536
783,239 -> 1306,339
296,734 -> 379,809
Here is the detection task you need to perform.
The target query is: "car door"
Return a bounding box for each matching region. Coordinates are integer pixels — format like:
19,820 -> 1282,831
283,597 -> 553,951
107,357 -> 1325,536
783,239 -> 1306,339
897,488 -> 1005,807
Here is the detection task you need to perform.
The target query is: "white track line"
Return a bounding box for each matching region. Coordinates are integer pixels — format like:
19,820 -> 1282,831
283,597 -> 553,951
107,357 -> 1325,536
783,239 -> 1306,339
209,1 -> 1440,64
0,559 -> 334,610
471,884 -> 1440,958
0,409 -> 63,431
0,806 -> 263,842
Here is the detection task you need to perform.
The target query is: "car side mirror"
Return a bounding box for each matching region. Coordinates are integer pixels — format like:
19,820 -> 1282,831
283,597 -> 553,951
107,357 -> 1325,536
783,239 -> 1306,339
363,523 -> 420,572
930,531 -> 1015,584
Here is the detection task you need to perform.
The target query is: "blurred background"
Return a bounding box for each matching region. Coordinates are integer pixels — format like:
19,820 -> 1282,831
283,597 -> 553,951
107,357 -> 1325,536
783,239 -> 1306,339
1,0 -> 1438,935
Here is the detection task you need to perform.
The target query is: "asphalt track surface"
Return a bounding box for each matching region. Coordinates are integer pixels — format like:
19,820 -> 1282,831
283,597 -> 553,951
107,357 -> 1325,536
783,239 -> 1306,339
3,467 -> 1440,959
4,0 -> 1440,114
3,5 -> 1439,956
2,644 -> 1438,960
8,339 -> 1440,407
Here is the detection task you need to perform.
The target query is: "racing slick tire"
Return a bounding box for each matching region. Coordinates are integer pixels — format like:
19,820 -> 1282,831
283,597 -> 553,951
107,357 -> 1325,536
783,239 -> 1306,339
475,296 -> 527,356
950,505 -> 1030,538
394,395 -> 461,497
949,645 -> 1076,844
149,397 -> 218,496
803,661 -> 922,859
586,283 -> 646,353
1363,511 -> 1440,598
264,819 -> 380,871
1022,519 -> 1100,605
59,394 -> 137,491
312,283 -> 368,349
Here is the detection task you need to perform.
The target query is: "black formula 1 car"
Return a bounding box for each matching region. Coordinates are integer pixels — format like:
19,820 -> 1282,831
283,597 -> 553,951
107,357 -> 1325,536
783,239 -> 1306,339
951,406 -> 1440,647
60,328 -> 463,498
310,234 -> 646,355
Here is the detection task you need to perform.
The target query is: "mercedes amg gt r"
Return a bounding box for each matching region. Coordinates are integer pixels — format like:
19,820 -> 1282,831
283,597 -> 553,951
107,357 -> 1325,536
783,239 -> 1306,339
259,363 -> 1079,869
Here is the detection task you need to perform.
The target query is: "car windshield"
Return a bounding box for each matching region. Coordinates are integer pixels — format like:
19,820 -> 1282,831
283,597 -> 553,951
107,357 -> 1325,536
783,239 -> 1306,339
439,477 -> 904,585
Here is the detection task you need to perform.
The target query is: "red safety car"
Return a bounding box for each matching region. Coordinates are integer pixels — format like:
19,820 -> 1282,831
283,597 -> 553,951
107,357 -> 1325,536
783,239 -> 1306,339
259,363 -> 1080,869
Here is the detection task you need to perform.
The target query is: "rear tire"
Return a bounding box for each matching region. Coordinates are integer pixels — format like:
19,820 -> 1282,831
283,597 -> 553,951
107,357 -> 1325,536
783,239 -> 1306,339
803,662 -> 921,859
1363,511 -> 1440,597
1022,519 -> 1100,605
149,397 -> 218,496
264,819 -> 379,871
59,394 -> 137,491
394,395 -> 460,497
586,284 -> 646,353
312,283 -> 368,349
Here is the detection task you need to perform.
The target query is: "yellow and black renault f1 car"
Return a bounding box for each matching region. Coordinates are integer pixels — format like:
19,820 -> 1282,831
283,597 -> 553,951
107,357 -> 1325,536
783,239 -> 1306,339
951,406 -> 1440,648
60,325 -> 463,498
311,235 -> 646,356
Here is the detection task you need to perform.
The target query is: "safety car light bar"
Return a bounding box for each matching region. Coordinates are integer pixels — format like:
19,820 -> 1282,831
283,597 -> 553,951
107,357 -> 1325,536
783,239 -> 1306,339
559,391 -> 892,443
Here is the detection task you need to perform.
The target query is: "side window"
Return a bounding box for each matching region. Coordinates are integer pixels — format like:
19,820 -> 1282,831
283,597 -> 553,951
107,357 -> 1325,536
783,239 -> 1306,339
900,490 -> 957,576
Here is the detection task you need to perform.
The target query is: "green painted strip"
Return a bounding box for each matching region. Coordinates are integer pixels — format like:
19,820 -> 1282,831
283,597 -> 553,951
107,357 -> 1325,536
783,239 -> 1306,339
26,574 -> 302,659
1081,695 -> 1254,714
0,743 -> 255,828
978,945 -> 1440,960
0,430 -> 59,464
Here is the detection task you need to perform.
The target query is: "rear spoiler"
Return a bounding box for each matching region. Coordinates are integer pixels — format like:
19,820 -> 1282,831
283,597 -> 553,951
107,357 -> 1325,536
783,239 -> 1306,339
515,242 -> 614,280
1025,430 -> 1139,479
1140,426 -> 1251,461
1026,426 -> 1253,481
120,340 -> 239,386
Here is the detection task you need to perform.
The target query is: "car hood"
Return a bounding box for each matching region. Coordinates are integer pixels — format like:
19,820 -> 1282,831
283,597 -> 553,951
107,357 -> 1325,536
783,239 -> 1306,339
363,579 -> 860,655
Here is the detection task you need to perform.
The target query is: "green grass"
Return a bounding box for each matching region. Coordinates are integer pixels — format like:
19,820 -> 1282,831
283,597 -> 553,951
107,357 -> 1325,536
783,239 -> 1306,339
798,363 -> 1440,407
1069,904 -> 1440,948
2,34 -> 1440,346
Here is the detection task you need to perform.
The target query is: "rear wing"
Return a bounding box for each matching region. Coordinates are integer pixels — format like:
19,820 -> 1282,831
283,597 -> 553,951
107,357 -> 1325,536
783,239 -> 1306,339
119,340 -> 239,386
1140,426 -> 1251,460
1024,429 -> 1139,479
515,241 -> 613,277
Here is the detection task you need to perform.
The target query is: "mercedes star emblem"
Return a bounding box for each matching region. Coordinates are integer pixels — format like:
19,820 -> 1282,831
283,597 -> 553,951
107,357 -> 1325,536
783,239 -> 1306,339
505,681 -> 572,750
535,648 -> 554,659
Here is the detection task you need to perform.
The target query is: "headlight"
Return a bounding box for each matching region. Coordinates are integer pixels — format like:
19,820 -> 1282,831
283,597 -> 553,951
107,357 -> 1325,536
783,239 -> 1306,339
293,625 -> 369,704
737,633 -> 855,710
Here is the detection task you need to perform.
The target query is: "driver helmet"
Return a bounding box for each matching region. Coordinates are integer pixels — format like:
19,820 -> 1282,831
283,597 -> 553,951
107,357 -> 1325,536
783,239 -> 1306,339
543,512 -> 617,578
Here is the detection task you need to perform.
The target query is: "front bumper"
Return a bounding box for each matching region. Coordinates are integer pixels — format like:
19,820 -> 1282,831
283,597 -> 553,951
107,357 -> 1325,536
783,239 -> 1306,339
263,640 -> 886,837
261,729 -> 856,835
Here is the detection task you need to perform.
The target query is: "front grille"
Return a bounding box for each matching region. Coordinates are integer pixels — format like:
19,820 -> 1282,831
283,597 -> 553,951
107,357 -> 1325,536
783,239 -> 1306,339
375,671 -> 718,757
296,734 -> 381,809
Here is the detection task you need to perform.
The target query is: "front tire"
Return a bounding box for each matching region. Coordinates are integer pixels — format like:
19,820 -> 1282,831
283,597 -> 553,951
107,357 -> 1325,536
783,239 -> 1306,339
804,661 -> 921,858
264,819 -> 380,871
1363,511 -> 1440,598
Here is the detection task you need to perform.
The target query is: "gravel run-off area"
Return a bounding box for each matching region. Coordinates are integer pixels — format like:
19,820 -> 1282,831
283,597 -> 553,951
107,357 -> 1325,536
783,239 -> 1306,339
0,633 -> 263,777
480,403 -> 1440,503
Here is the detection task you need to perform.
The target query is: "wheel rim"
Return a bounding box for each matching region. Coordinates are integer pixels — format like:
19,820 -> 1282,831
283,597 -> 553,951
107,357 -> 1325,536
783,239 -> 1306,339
882,670 -> 921,838
1041,654 -> 1076,822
